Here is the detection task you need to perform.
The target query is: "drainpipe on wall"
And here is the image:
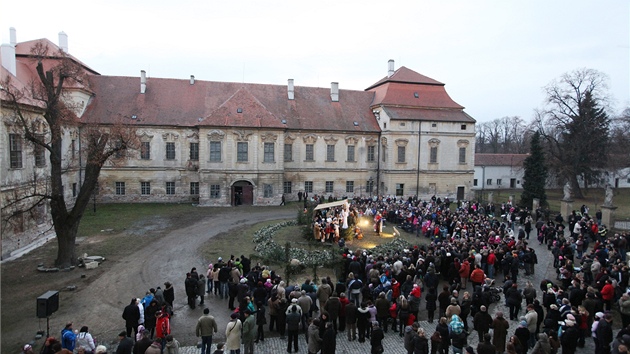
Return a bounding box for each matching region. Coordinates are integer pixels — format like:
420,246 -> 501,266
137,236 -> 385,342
376,132 -> 381,197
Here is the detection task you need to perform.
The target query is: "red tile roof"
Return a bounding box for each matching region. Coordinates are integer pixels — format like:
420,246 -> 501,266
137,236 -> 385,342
366,66 -> 444,90
82,76 -> 382,132
475,154 -> 528,167
15,38 -> 99,75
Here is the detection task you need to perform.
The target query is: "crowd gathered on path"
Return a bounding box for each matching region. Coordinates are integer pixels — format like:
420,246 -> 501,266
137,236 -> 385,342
36,195 -> 630,354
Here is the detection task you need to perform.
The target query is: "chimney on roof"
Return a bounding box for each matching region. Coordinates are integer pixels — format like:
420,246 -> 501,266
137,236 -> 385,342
1,43 -> 16,76
288,79 -> 294,100
387,59 -> 395,78
330,82 -> 339,102
58,31 -> 68,53
190,75 -> 195,85
9,27 -> 16,46
140,70 -> 147,94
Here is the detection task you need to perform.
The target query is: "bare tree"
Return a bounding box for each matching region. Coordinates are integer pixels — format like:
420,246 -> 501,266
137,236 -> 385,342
475,116 -> 529,153
1,43 -> 137,267
534,68 -> 611,198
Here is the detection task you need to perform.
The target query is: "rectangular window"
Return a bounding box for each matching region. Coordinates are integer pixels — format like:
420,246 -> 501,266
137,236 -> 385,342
367,145 -> 375,162
326,144 -> 335,162
397,146 -> 406,163
190,182 -> 199,195
166,182 -> 176,195
264,184 -> 273,198
486,179 -> 492,186
346,181 -> 354,193
141,182 -> 151,195
237,142 -> 248,162
396,183 -> 404,196
461,124 -> 467,130
459,147 -> 466,164
283,181 -> 292,194
284,143 -> 293,162
304,181 -> 313,193
209,141 -> 221,162
430,146 -> 438,163
140,142 -> 151,160
115,182 -> 125,195
34,136 -> 46,167
366,180 -> 374,194
189,142 -> 199,161
264,142 -> 275,163
305,144 -> 314,161
473,179 -> 478,187
72,183 -> 77,197
71,139 -> 76,159
9,134 -> 23,168
381,145 -> 386,162
347,145 -> 355,162
325,181 -> 334,193
166,142 -> 176,160
497,179 -> 502,186
210,184 -> 220,198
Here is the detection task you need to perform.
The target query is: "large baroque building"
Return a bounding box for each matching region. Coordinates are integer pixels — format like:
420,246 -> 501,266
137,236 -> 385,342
1,30 -> 475,258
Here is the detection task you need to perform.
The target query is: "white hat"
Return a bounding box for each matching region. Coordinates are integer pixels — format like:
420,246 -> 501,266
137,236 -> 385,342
240,278 -> 247,283
291,298 -> 298,303
595,312 -> 605,319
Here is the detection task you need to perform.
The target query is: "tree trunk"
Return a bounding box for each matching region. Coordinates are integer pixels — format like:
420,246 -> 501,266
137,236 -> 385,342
570,175 -> 584,199
53,215 -> 80,268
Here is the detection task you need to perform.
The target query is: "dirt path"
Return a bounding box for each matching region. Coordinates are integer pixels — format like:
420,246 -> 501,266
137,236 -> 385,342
2,206 -> 296,351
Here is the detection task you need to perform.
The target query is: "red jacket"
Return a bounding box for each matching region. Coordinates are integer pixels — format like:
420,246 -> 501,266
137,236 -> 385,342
601,283 -> 615,301
459,261 -> 471,278
156,314 -> 170,339
470,268 -> 485,283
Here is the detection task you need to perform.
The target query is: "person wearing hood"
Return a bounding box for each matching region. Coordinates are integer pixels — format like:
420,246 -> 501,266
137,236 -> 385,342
164,335 -> 179,354
357,302 -> 370,342
531,332 -> 551,354
445,297 -> 461,320
144,340 -> 161,354
370,321 -> 385,354
163,282 -> 174,311
449,315 -> 468,354
514,319 -> 530,352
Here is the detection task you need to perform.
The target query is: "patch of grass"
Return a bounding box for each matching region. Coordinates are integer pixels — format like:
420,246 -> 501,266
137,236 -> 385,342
78,203 -> 203,237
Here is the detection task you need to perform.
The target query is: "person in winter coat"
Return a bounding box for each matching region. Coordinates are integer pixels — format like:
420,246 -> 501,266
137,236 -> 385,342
404,325 -> 418,354
144,340 -> 162,354
531,332 -> 551,354
438,286 -> 451,318
459,260 -> 471,289
358,302 -> 371,342
370,321 -> 385,354
164,335 -> 180,354
321,322 -> 337,354
324,292 -> 342,331
473,305 -> 492,342
225,313 -> 242,353
155,310 -> 170,345
435,317 -> 450,354
133,329 -> 152,354
185,273 -> 198,309
505,284 -> 523,320
346,300 -> 358,341
307,318 -> 323,354
560,319 -> 579,354
254,302 -> 266,343
460,292 -> 472,332
75,326 -> 96,354
154,287 -> 166,307
122,299 -> 141,338
163,282 -> 175,310
445,297 -> 461,320
144,300 -> 159,339
426,288 -> 438,323
413,328 -> 430,354
197,275 -> 207,306
476,333 -> 496,354
276,298 -> 288,339
286,304 -> 301,353
491,312 -> 510,354
398,296 -> 412,336
241,310 -> 256,354
375,292 -> 391,332
514,320 -> 530,353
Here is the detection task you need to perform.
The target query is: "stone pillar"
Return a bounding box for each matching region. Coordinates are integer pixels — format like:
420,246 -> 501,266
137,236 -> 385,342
532,198 -> 540,212
560,200 -> 573,220
601,205 -> 617,229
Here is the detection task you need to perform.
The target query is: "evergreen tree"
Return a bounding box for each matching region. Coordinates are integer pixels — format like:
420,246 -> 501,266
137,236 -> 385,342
520,131 -> 548,208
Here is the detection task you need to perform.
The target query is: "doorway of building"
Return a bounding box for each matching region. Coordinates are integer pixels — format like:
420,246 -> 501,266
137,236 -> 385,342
232,181 -> 253,206
457,186 -> 465,201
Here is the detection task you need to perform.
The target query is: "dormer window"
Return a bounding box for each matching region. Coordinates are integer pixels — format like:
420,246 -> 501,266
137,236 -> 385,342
414,92 -> 419,98
237,108 -> 243,113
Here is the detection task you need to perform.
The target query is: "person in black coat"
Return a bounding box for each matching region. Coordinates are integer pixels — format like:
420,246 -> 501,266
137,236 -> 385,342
425,288 -> 438,323
321,322 -> 337,354
505,284 -> 523,320
122,299 -> 140,338
435,317 -> 450,354
560,321 -> 580,354
412,328 -> 429,354
370,321 -> 385,354
255,301 -> 266,343
185,273 -> 198,309
476,333 -> 496,354
163,282 -> 174,311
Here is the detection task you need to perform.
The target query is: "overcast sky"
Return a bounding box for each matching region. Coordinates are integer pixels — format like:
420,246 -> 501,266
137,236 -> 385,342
2,0 -> 628,123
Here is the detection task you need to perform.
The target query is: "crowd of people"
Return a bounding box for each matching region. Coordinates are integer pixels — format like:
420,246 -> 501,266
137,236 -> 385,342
32,194 -> 630,354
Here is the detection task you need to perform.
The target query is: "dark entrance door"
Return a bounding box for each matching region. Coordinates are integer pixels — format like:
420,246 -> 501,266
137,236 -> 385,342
457,186 -> 465,201
232,181 -> 253,206
510,178 -> 516,188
